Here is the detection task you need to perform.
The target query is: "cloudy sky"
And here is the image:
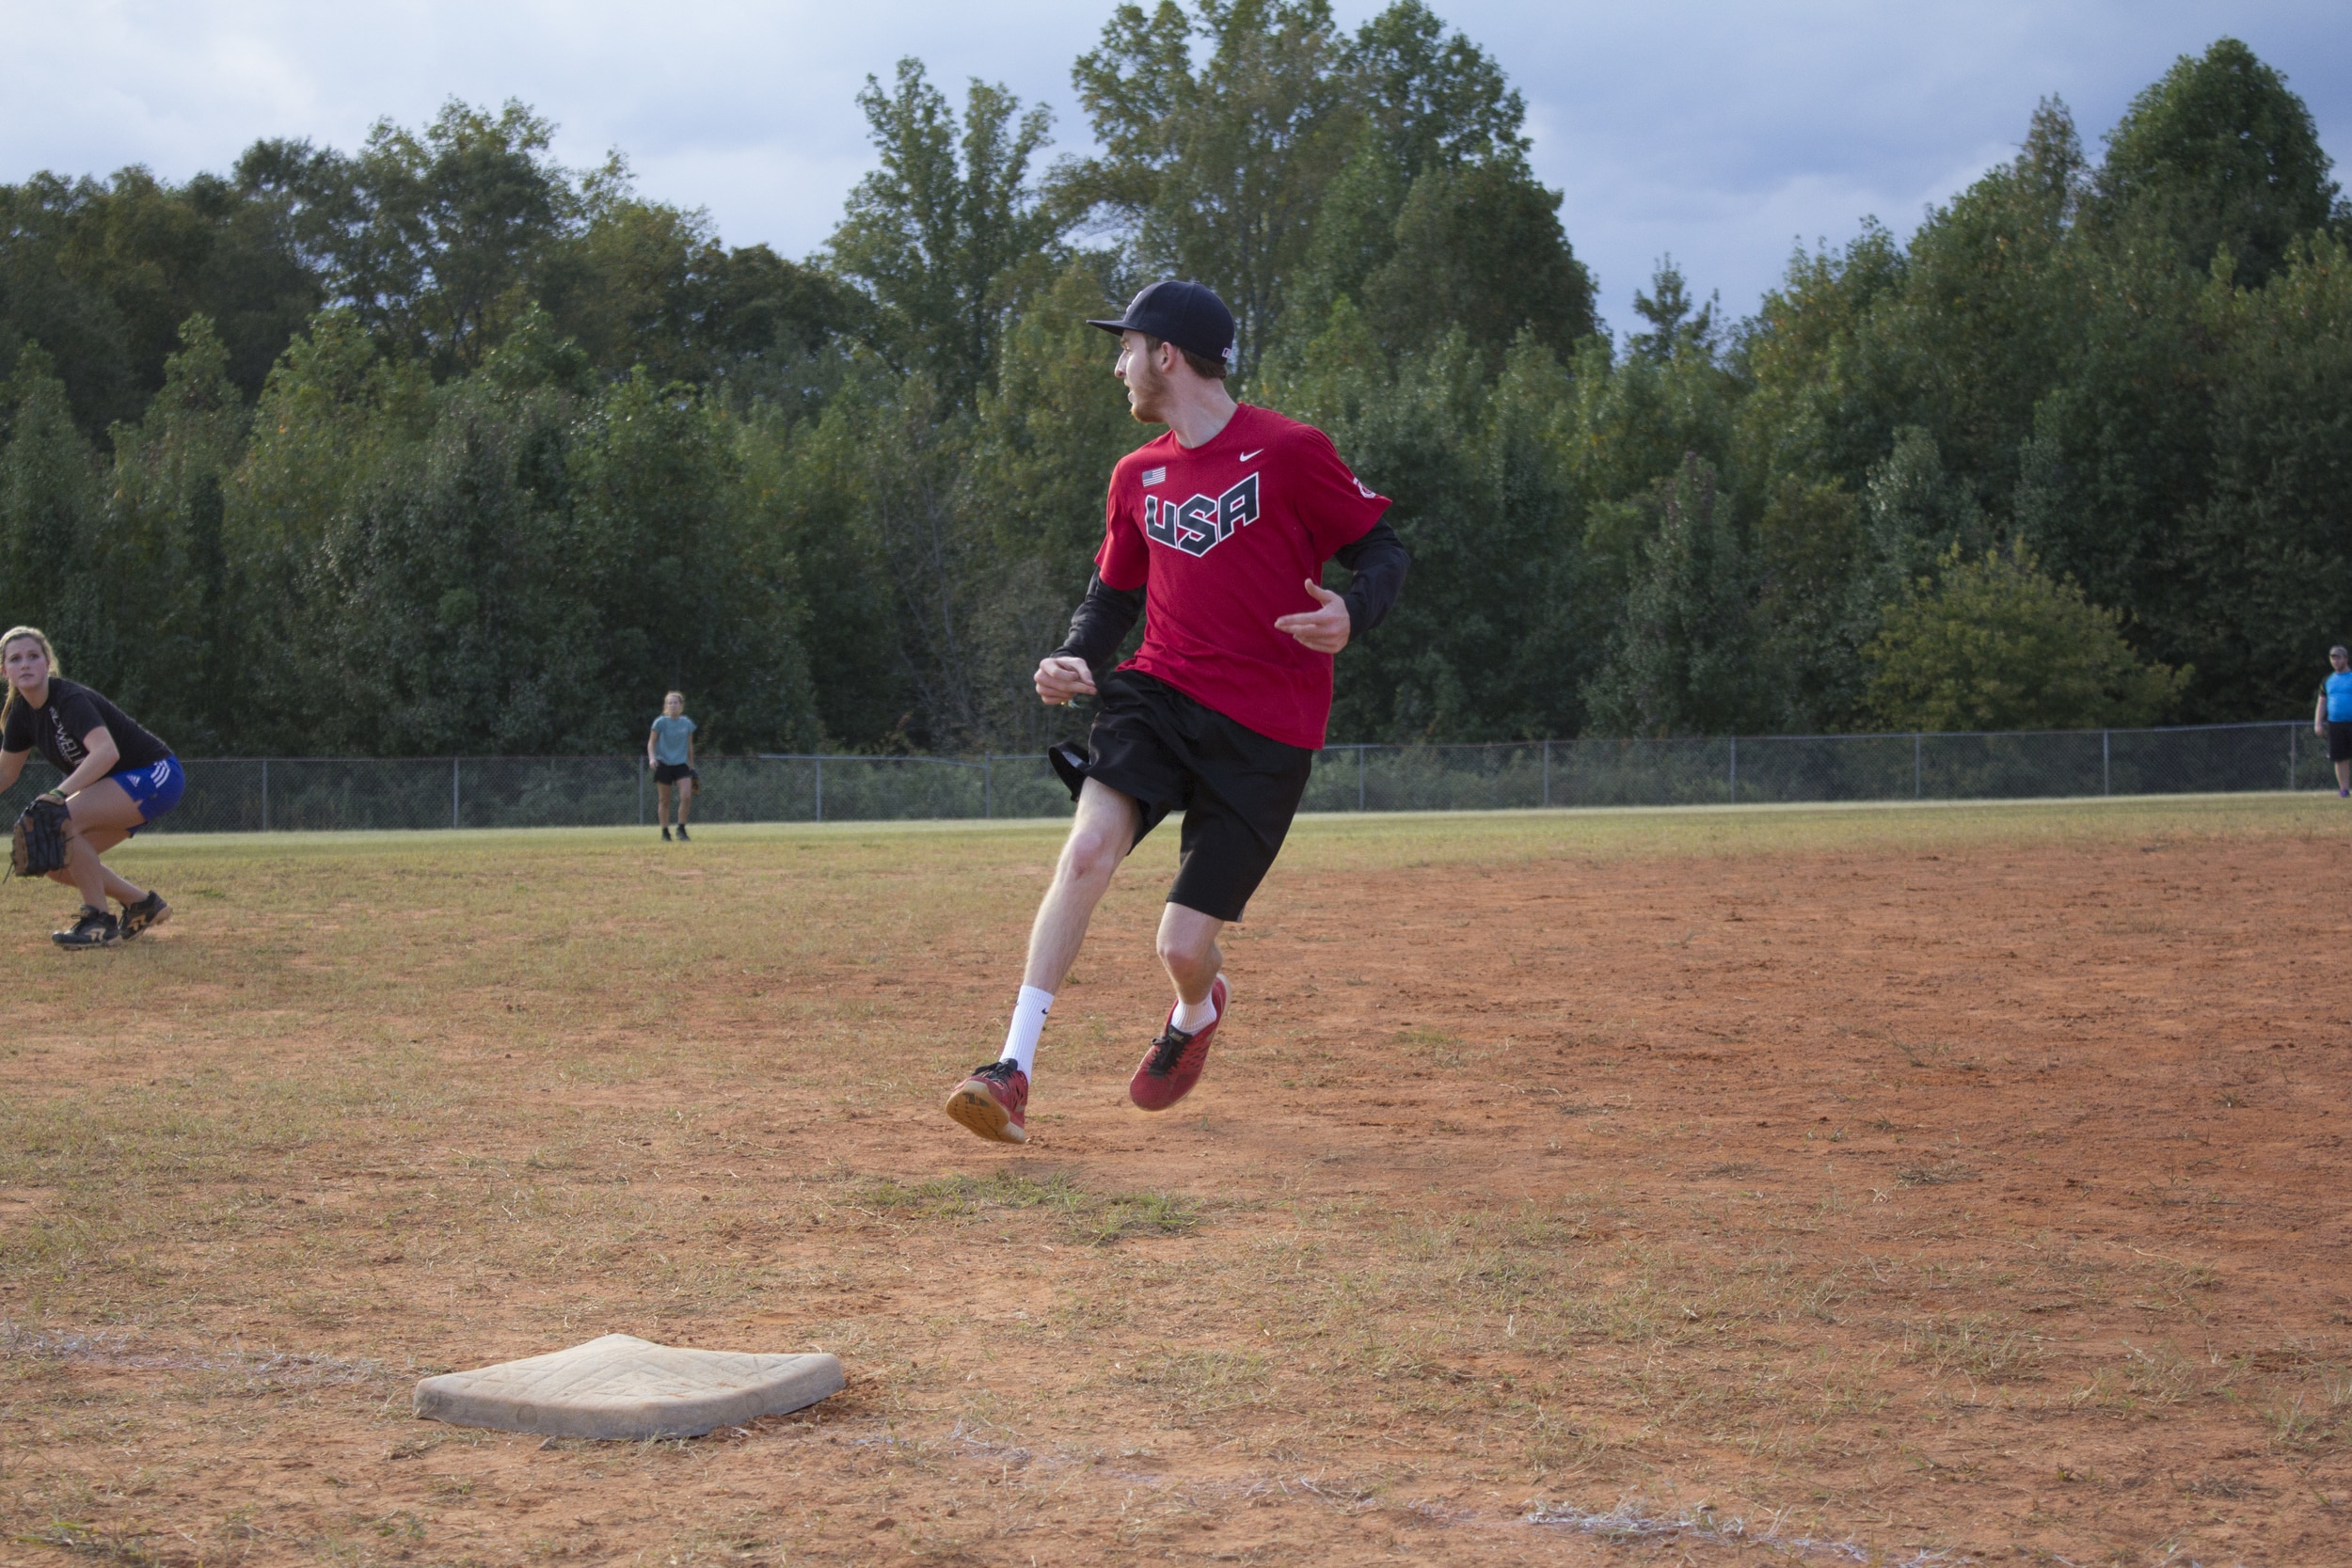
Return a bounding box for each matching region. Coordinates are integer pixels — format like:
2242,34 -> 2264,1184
4,1 -> 2343,336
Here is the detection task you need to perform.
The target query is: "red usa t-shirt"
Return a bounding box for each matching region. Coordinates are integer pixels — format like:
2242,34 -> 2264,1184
1097,403 -> 1390,749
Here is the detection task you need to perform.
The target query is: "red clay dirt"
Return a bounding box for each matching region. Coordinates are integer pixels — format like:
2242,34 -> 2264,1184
1,806 -> 2348,1566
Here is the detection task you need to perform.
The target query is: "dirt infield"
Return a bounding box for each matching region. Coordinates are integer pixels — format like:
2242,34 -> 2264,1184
2,798 -> 2347,1566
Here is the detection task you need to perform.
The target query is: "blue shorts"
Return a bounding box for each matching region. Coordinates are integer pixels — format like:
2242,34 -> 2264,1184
110,755 -> 185,830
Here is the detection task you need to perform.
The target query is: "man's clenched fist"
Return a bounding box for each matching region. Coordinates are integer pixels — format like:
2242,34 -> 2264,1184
1035,655 -> 1098,705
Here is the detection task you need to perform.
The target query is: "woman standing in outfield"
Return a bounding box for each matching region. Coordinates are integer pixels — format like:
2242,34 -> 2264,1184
2315,644 -> 2352,798
0,626 -> 181,947
647,691 -> 698,841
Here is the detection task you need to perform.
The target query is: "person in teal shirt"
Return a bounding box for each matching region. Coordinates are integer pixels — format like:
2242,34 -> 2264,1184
647,690 -> 699,840
2315,645 -> 2352,798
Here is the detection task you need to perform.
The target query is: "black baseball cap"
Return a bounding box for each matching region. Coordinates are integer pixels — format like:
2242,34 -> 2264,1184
1087,280 -> 1236,368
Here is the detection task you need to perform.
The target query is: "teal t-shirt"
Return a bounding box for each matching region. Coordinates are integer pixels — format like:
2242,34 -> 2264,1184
651,714 -> 696,765
2328,671 -> 2352,722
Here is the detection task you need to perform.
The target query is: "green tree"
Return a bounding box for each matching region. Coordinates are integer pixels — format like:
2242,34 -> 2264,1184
313,372 -> 603,752
1356,161 -> 1592,365
1286,1 -> 1574,362
740,388 -> 911,749
2005,244 -> 2214,696
228,309 -> 819,754
975,262 -> 1153,612
825,372 -> 1061,750
1564,261 -> 1742,606
261,101 -> 579,377
1348,0 -> 1526,175
1732,221 -> 1907,499
1626,257 -> 1715,362
1747,476 -> 1869,729
1583,454 -> 1764,736
1265,312 -> 1588,740
572,369 -> 818,750
0,176 -> 138,436
1070,0 -> 1356,374
2162,234 -> 2352,715
546,173 -> 850,405
102,315 -> 248,748
226,309 -> 435,748
829,60 -> 1060,409
1867,99 -> 2090,499
2090,37 -> 2343,289
0,344 -> 105,666
1863,542 -> 2187,731
0,165 -> 320,438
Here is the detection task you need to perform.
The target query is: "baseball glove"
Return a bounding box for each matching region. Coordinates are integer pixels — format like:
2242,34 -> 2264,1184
9,795 -> 73,879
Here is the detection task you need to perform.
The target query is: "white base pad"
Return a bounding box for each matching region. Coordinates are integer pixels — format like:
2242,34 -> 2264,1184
412,1334 -> 843,1439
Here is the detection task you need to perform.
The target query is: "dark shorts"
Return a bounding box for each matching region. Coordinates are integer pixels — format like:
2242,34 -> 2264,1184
111,754 -> 184,834
653,762 -> 699,785
2329,722 -> 2352,763
1076,670 -> 1314,924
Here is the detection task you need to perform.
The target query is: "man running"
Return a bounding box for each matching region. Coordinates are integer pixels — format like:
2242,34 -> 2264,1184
946,279 -> 1409,1145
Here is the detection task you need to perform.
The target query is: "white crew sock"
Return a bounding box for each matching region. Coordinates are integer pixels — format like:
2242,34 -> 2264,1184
1170,987 -> 1219,1035
998,986 -> 1053,1075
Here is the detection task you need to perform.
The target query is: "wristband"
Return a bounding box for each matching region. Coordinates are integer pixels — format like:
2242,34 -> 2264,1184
40,789 -> 66,803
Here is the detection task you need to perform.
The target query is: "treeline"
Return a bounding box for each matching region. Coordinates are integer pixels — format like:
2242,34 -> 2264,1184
1,5 -> 2345,754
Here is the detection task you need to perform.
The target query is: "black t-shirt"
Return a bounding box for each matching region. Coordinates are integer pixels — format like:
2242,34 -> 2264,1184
1,678 -> 172,775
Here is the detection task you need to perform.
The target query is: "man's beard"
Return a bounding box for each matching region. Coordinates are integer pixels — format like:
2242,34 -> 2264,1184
1126,356 -> 1168,423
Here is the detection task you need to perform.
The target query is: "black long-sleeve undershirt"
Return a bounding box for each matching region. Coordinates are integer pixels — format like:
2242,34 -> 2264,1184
1050,520 -> 1411,676
1332,518 -> 1411,636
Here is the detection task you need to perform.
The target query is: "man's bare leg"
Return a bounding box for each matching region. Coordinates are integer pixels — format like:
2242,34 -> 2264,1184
1155,903 -> 1224,1009
946,779 -> 1139,1143
1021,778 -> 1140,993
1126,899 -> 1229,1112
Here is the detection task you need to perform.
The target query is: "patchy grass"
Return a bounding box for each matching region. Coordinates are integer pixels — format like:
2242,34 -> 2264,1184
859,1168 -> 1202,1244
0,795 -> 2346,1565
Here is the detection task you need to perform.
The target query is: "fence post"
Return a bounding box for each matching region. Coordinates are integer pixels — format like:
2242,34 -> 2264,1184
451,757 -> 460,829
2103,730 -> 2111,796
637,757 -> 646,825
1727,736 -> 1738,802
2289,722 -> 2296,791
1542,738 -> 1551,809
1914,733 -> 1922,800
984,753 -> 993,819
1357,745 -> 1366,811
815,756 -> 823,824
261,758 -> 269,832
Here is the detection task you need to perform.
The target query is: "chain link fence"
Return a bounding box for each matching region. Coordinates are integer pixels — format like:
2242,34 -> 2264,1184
0,721 -> 2332,833
1305,721 -> 2336,813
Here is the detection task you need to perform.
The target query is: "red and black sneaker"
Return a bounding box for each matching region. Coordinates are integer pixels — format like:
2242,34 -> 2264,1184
1129,974 -> 1228,1112
946,1059 -> 1029,1145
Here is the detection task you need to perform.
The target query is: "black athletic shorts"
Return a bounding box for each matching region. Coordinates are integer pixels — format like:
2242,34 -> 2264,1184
1078,670 -> 1315,923
653,761 -> 699,785
2329,721 -> 2352,764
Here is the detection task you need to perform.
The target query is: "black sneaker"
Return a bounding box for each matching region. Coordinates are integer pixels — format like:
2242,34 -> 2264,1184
661,826 -> 673,841
675,824 -> 690,842
119,891 -> 170,940
53,906 -> 119,949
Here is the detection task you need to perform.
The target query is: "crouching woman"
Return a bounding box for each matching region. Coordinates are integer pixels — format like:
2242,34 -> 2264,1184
0,626 -> 181,947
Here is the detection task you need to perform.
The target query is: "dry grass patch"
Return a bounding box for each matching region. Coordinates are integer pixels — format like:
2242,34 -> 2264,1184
2,799 -> 2349,1565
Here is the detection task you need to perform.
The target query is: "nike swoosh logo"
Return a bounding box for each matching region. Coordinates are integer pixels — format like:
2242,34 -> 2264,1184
1239,449 -> 1263,461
